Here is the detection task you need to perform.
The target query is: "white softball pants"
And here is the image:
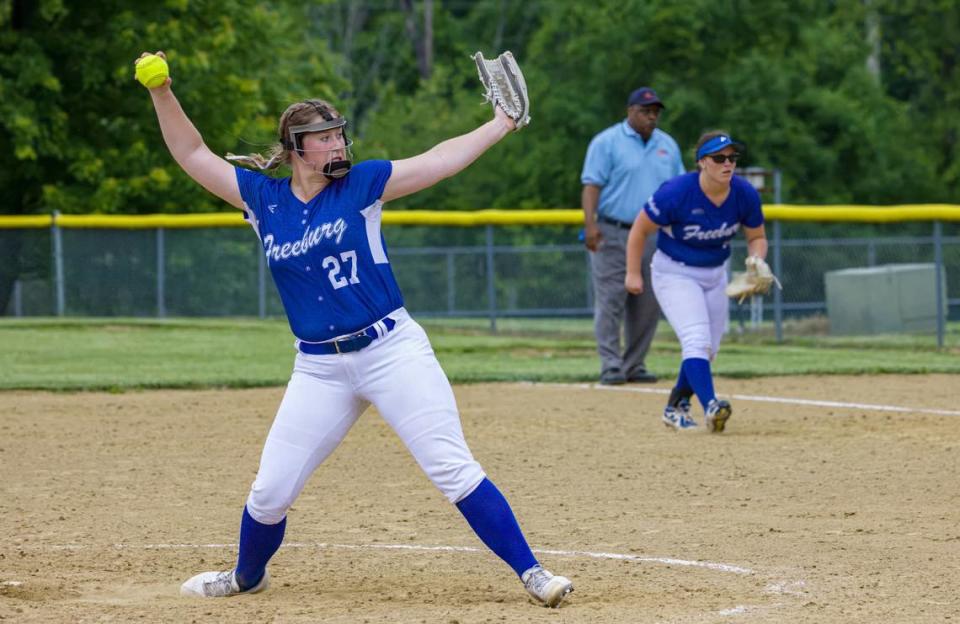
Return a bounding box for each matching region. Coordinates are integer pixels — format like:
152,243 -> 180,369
246,308 -> 486,525
650,250 -> 729,361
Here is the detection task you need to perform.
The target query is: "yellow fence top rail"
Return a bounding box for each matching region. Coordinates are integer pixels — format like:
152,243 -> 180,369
765,204 -> 960,222
0,215 -> 54,228
1,205 -> 959,229
56,213 -> 247,229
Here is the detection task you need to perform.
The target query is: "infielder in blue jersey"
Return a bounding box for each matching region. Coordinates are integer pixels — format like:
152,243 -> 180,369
136,51 -> 573,608
625,131 -> 769,432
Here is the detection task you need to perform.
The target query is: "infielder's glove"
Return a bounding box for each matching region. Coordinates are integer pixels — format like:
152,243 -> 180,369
473,50 -> 530,131
726,255 -> 783,303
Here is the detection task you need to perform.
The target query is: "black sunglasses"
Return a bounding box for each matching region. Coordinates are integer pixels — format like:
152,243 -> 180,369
706,153 -> 740,164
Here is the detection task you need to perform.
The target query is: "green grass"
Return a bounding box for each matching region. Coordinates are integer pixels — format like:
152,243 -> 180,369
1,317 -> 958,391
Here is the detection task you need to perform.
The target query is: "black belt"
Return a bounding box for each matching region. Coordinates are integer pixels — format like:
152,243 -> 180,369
298,316 -> 397,355
598,215 -> 633,230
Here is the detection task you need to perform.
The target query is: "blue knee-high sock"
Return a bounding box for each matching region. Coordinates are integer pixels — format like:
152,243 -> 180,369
234,506 -> 286,590
681,357 -> 716,410
455,478 -> 538,577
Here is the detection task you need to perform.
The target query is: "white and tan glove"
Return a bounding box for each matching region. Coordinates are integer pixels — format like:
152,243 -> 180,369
726,256 -> 783,303
473,50 -> 530,131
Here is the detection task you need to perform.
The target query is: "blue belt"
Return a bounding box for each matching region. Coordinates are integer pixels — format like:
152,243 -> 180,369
298,316 -> 397,355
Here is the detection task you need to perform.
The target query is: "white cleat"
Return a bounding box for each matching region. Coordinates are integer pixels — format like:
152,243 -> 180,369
180,569 -> 269,598
662,398 -> 698,431
521,565 -> 573,608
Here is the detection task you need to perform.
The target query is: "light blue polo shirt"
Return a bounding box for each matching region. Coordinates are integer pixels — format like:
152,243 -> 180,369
581,121 -> 685,224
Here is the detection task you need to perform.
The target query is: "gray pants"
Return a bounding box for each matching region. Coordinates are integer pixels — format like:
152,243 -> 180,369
590,221 -> 660,376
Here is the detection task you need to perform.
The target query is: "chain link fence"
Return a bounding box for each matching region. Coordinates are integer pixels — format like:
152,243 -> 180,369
2,221 -> 957,341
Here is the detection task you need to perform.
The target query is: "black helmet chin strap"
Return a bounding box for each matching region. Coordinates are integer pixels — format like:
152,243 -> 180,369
322,159 -> 351,179
282,101 -> 353,179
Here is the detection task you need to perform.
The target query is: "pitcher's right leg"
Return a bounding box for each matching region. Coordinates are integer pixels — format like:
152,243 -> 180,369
181,354 -> 364,598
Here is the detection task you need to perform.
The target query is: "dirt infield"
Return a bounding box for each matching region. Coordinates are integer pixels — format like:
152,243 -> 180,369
2,376 -> 959,623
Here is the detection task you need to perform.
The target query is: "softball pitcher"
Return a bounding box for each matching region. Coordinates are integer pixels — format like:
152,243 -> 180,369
136,51 -> 572,608
625,131 -> 769,432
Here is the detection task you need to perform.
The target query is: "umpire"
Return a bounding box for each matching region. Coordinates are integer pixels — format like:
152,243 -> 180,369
580,87 -> 685,385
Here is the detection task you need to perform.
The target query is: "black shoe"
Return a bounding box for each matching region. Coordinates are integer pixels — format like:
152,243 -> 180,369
599,369 -> 627,385
626,371 -> 658,383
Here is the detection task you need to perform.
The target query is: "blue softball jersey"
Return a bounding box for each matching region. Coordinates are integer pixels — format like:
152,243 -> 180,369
643,172 -> 764,267
236,160 -> 404,342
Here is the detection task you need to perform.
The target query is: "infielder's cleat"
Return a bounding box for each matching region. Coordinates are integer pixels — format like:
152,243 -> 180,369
521,565 -> 573,608
180,569 -> 269,598
662,398 -> 698,431
705,399 -> 732,433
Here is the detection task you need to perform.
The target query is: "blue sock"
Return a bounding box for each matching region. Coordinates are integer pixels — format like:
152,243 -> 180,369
234,506 -> 286,591
681,357 -> 716,410
455,478 -> 538,577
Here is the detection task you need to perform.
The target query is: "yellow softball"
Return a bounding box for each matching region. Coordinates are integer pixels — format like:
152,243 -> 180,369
135,54 -> 169,89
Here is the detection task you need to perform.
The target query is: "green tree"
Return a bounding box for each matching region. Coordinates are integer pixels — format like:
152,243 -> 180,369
513,0 -> 943,206
877,0 -> 960,200
1,0 -> 344,217
353,0 -> 954,208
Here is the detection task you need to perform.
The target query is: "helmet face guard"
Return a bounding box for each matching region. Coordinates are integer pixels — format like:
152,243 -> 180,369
284,116 -> 353,180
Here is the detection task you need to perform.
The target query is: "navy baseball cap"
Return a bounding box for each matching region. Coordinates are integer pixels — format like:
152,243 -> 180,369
696,134 -> 744,160
627,87 -> 664,108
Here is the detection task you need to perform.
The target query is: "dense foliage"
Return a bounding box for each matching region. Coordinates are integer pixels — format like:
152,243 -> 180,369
3,0 -> 958,218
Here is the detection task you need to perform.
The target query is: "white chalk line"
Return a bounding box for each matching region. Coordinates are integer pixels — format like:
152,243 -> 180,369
528,382 -> 960,417
535,547 -> 753,575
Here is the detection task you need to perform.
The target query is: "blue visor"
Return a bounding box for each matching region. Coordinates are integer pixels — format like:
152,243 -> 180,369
696,135 -> 744,160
